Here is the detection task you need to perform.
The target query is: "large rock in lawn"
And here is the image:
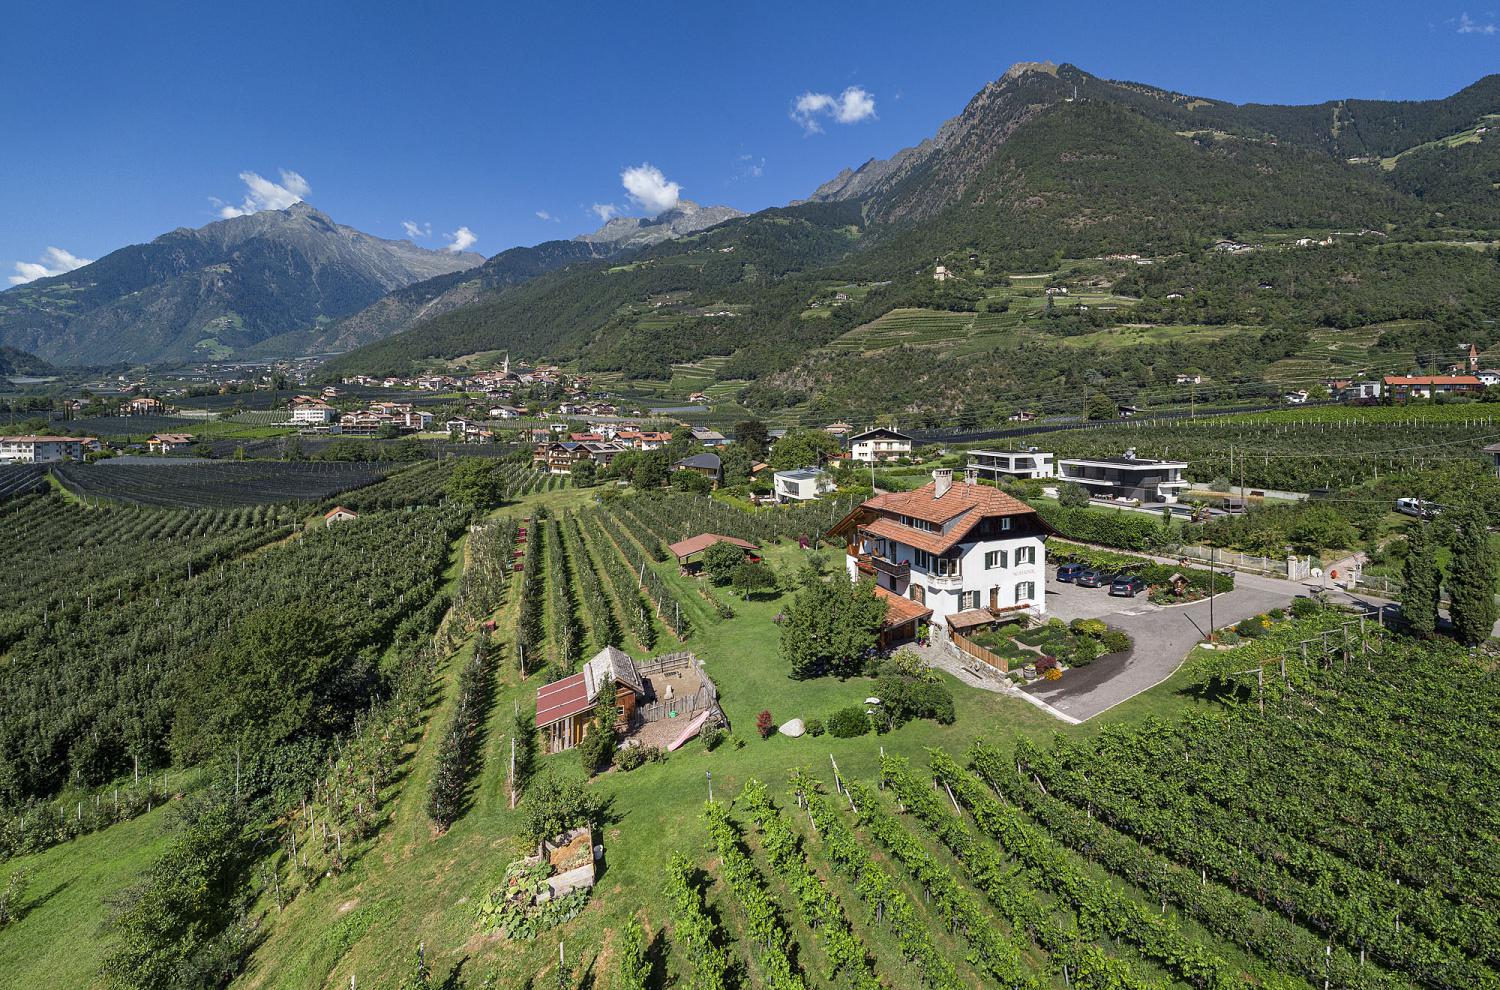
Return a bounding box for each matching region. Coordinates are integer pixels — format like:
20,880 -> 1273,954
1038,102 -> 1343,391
779,718 -> 806,738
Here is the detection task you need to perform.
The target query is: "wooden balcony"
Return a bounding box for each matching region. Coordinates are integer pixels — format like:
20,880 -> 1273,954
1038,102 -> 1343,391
869,555 -> 911,580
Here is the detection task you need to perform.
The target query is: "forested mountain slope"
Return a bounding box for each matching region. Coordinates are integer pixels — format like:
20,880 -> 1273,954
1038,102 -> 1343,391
326,63 -> 1500,410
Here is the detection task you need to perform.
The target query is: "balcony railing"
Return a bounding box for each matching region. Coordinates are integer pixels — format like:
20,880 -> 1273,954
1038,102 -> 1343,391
870,556 -> 910,580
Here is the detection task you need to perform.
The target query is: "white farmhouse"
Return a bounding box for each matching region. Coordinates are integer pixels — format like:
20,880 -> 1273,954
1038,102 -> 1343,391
846,427 -> 913,463
830,468 -> 1050,631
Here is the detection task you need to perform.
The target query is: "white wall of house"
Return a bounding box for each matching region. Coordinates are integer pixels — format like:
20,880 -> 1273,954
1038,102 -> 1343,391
291,406 -> 334,424
847,528 -> 1046,621
849,436 -> 912,462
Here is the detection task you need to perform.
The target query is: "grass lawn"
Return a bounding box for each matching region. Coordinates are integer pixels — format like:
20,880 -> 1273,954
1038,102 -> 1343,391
4,487 -> 1231,990
0,802 -> 178,987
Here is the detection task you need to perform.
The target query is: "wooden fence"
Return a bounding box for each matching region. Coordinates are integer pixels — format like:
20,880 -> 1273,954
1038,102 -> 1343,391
952,632 -> 1010,674
634,651 -> 722,725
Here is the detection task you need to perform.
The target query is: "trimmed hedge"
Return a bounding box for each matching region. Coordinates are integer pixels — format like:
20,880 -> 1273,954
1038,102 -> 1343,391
1034,501 -> 1171,552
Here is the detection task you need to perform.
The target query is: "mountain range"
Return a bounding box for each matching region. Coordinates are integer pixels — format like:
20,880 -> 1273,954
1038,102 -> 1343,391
0,203 -> 486,365
319,61 -> 1500,403
6,60 -> 1499,396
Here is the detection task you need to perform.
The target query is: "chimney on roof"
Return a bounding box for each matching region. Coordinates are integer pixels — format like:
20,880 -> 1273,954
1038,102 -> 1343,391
932,468 -> 953,498
963,467 -> 977,486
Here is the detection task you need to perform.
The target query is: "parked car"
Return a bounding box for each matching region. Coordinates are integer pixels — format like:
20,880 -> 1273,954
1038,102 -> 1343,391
1075,568 -> 1111,588
1395,497 -> 1439,520
1109,574 -> 1147,597
1056,562 -> 1087,583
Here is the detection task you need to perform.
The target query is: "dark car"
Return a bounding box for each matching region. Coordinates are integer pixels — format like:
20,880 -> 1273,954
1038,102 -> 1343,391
1056,562 -> 1087,583
1110,574 -> 1147,597
1075,568 -> 1110,588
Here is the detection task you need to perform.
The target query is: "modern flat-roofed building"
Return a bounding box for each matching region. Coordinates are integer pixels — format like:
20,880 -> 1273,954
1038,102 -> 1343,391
1056,449 -> 1189,503
967,448 -> 1054,481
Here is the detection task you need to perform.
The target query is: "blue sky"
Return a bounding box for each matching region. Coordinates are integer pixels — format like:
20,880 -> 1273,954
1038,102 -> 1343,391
2,0 -> 1497,283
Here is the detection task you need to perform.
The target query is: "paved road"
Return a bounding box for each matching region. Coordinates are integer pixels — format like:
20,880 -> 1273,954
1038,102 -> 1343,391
1021,571 -> 1326,722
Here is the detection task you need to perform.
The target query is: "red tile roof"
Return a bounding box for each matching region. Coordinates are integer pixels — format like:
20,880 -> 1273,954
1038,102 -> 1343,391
668,533 -> 761,559
865,480 -> 1035,525
873,585 -> 932,628
536,671 -> 592,728
854,480 -> 1044,555
1382,375 -> 1481,386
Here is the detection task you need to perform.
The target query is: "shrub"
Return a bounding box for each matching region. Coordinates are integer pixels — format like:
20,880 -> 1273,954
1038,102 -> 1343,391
1234,616 -> 1269,639
1099,629 -> 1132,654
886,647 -> 938,682
1070,618 -> 1108,638
613,745 -> 664,772
756,710 -> 775,739
1290,596 -> 1321,618
578,730 -> 613,776
826,705 -> 871,738
805,717 -> 825,737
1070,637 -> 1105,667
700,726 -> 725,751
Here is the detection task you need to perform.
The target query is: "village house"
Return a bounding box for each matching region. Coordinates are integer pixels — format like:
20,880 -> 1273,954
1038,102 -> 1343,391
125,396 -> 166,416
289,396 -> 335,424
932,265 -> 954,282
773,466 -> 836,502
1284,390 -> 1310,405
847,427 -> 914,463
1382,374 -> 1484,400
1056,449 -> 1189,503
1174,373 -> 1204,385
673,452 -> 723,485
689,428 -> 727,447
0,435 -> 95,464
966,448 -> 1055,482
147,433 -> 195,454
323,506 -> 359,527
830,468 -> 1051,631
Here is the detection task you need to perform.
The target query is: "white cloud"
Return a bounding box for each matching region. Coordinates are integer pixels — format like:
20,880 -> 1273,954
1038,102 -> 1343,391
212,169 -> 310,218
791,86 -> 877,133
1457,12 -> 1498,33
591,203 -> 620,222
444,226 -> 477,253
621,163 -> 682,215
535,210 -> 559,222
402,220 -> 432,239
9,246 -> 93,286
735,154 -> 766,180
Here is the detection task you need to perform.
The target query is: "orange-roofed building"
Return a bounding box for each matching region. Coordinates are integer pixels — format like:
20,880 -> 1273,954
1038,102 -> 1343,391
828,467 -> 1052,626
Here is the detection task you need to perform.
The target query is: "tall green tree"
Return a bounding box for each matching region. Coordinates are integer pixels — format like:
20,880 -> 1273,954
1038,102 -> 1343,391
1399,523 -> 1441,639
702,540 -> 746,584
768,428 -> 839,471
733,419 -> 770,459
1446,506 -> 1497,646
446,457 -> 506,507
1085,392 -> 1117,421
780,576 -> 886,679
171,605 -> 347,763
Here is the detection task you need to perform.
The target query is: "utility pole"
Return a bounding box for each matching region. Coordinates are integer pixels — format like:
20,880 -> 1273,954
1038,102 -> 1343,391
1208,547 -> 1217,641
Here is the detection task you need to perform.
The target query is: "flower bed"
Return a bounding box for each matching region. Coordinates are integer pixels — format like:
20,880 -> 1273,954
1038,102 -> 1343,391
966,616 -> 1132,673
